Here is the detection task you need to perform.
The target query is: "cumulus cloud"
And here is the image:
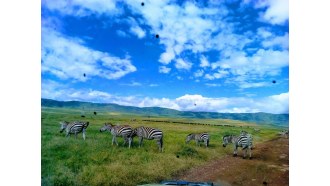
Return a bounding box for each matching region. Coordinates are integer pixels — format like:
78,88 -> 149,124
126,17 -> 146,39
175,58 -> 193,70
200,55 -> 210,68
159,66 -> 171,74
254,0 -> 289,25
42,26 -> 136,81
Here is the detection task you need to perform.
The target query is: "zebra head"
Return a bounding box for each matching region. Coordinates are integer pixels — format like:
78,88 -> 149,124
185,134 -> 194,144
222,135 -> 231,147
99,123 -> 113,132
59,121 -> 69,133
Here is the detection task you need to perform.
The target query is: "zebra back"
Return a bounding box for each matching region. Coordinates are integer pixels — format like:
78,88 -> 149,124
100,123 -> 133,137
63,121 -> 89,134
135,126 -> 163,140
186,133 -> 209,143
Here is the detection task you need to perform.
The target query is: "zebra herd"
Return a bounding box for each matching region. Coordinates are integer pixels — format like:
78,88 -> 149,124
59,121 -> 255,158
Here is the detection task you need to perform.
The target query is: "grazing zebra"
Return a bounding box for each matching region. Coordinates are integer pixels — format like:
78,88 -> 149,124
99,123 -> 133,148
222,133 -> 253,159
60,121 -> 89,140
131,126 -> 163,152
185,133 -> 210,147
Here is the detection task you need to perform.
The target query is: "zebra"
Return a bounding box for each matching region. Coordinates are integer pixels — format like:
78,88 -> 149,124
99,123 -> 133,148
185,133 -> 210,147
60,121 -> 89,140
131,126 -> 163,152
222,133 -> 253,159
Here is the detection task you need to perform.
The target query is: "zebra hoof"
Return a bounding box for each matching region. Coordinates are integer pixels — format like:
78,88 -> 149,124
243,156 -> 246,159
233,154 -> 237,157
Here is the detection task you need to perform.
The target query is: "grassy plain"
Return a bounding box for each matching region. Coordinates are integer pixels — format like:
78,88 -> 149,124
41,107 -> 282,186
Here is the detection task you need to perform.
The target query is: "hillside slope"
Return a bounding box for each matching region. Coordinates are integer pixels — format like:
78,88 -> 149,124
41,98 -> 289,126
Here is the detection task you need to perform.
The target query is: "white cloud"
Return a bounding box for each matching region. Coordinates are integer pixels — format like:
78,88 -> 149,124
120,81 -> 142,87
42,0 -> 122,17
159,66 -> 171,74
175,58 -> 192,70
176,76 -> 183,80
205,83 -> 221,87
262,33 -> 289,50
255,0 -> 289,25
200,55 -> 210,68
194,69 -> 204,78
42,27 -> 136,81
42,80 -> 289,114
116,30 -> 129,38
126,17 -> 146,39
159,48 -> 175,64
130,26 -> 146,38
204,70 -> 229,80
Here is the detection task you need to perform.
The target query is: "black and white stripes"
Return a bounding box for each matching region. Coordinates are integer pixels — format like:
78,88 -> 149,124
222,132 -> 253,159
132,126 -> 163,152
60,121 -> 89,140
186,133 -> 210,147
100,123 -> 133,148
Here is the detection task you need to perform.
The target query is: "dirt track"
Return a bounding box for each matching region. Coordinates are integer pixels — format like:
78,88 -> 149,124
174,137 -> 289,186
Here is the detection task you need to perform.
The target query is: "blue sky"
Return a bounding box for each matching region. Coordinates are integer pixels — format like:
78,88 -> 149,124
41,0 -> 289,114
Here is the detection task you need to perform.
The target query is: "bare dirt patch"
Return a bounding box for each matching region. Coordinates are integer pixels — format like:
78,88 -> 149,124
174,137 -> 289,186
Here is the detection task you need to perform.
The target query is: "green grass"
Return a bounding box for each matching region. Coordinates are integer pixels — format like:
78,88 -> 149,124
41,107 -> 283,186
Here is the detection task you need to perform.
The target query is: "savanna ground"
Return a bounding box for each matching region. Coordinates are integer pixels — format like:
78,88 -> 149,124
41,107 -> 288,186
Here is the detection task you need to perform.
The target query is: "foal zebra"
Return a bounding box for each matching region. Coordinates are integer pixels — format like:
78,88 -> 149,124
131,126 -> 163,152
222,133 -> 253,159
99,123 -> 133,148
185,133 -> 209,147
60,121 -> 89,140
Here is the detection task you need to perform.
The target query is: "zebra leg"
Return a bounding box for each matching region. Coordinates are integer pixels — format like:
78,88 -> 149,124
123,136 -> 128,146
114,136 -> 119,146
75,131 -> 78,139
82,128 -> 86,140
196,139 -> 199,147
157,138 -> 163,152
249,147 -> 252,159
65,132 -> 70,138
139,137 -> 143,147
233,145 -> 238,157
112,136 -> 116,145
243,148 -> 247,159
128,137 -> 132,149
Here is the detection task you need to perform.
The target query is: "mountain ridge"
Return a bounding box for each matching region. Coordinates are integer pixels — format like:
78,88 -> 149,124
41,98 -> 289,126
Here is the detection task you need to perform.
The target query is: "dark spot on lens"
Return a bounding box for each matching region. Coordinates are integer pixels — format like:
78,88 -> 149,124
94,111 -> 97,115
176,155 -> 180,158
263,181 -> 268,185
272,80 -> 276,84
141,2 -> 144,6
81,115 -> 85,118
155,34 -> 159,38
83,73 -> 86,77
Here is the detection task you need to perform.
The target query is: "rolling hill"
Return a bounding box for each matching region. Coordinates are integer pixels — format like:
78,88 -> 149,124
41,98 -> 289,126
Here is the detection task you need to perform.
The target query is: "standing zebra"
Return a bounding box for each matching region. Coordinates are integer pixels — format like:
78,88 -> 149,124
222,133 -> 253,159
131,126 -> 163,152
60,121 -> 89,140
185,133 -> 210,147
99,123 -> 133,148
